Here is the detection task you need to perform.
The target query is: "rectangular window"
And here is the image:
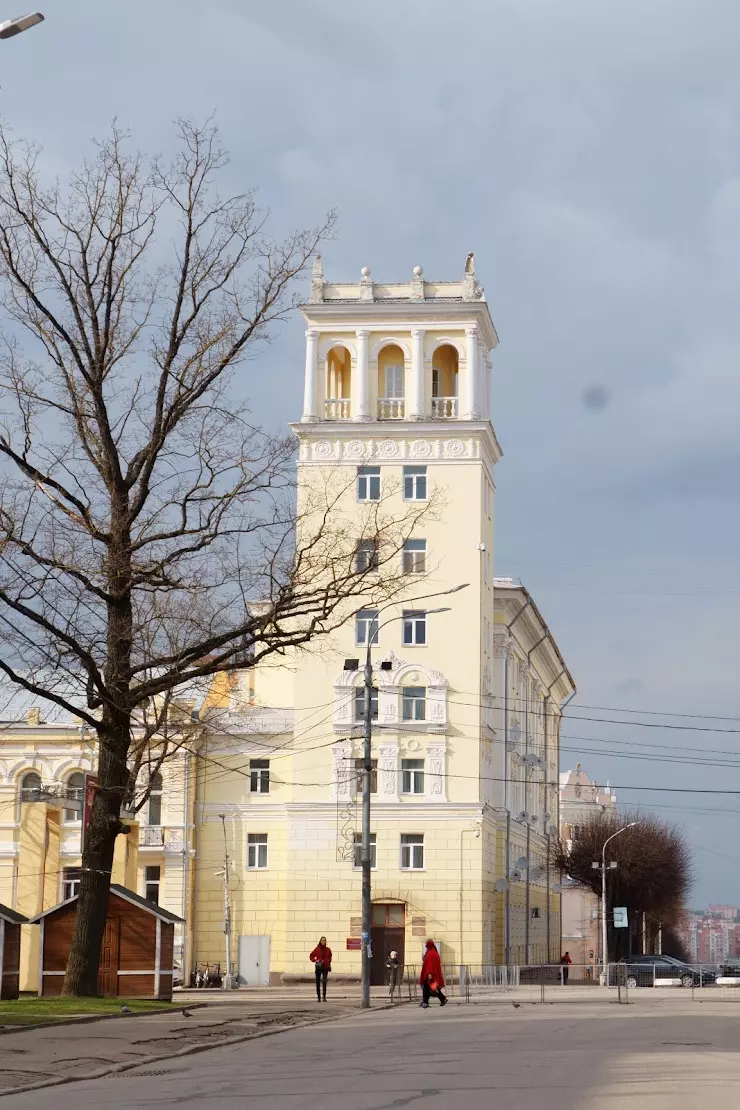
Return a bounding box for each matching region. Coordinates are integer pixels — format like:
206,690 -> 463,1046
400,833 -> 424,870
145,864 -> 161,905
355,609 -> 379,646
357,466 -> 381,502
403,466 -> 427,501
402,610 -> 426,646
402,686 -> 426,721
249,759 -> 270,794
353,831 -> 377,868
432,367 -> 440,398
247,833 -> 268,870
62,867 -> 81,901
355,539 -> 379,573
401,759 -> 425,794
353,687 -> 379,723
402,539 -> 426,575
354,758 -> 378,794
383,365 -> 404,398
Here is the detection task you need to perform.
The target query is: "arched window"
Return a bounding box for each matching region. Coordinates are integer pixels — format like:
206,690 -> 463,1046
65,772 -> 85,823
377,344 -> 406,419
148,772 -> 163,826
20,771 -> 42,802
325,345 -> 352,419
431,344 -> 459,418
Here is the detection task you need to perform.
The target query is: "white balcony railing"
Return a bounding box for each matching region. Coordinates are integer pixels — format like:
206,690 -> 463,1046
378,398 -> 405,419
432,396 -> 458,418
324,398 -> 350,419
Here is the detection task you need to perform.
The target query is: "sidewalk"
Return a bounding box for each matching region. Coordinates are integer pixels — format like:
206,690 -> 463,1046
0,994 -> 397,1097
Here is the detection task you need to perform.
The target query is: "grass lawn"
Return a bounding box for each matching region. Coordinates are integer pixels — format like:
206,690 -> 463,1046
0,996 -> 179,1025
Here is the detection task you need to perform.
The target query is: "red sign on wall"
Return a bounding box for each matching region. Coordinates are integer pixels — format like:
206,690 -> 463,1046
346,938 -> 362,951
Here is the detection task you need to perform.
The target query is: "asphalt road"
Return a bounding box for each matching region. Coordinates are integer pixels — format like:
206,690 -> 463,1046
4,998 -> 740,1109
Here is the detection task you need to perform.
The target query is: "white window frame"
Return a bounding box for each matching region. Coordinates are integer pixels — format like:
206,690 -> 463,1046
402,539 -> 426,575
356,609 -> 379,646
353,831 -> 377,869
355,539 -> 379,573
354,686 -> 379,722
402,610 -> 426,646
402,686 -> 426,722
247,833 -> 268,870
148,772 -> 163,826
62,867 -> 81,901
249,759 -> 270,794
357,466 -> 381,502
144,864 -> 161,904
400,834 -> 424,870
383,364 -> 404,399
64,771 -> 85,823
403,466 -> 427,501
401,759 -> 425,795
354,758 -> 378,794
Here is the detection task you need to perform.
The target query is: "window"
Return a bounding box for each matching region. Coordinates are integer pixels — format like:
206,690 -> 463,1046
403,466 -> 427,501
247,833 -> 268,869
355,539 -> 379,573
356,609 -> 379,646
65,771 -> 84,822
250,759 -> 270,794
354,758 -> 378,793
401,759 -> 425,794
401,833 -> 424,870
402,610 -> 426,646
20,771 -> 41,802
383,365 -> 404,398
354,687 -> 379,722
402,687 -> 426,721
353,832 -> 377,868
62,867 -> 81,900
357,466 -> 380,501
145,865 -> 161,905
148,772 -> 163,826
432,367 -> 440,398
402,539 -> 426,575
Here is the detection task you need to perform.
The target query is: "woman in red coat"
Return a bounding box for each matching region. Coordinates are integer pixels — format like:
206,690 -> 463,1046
310,937 -> 332,1001
419,940 -> 447,1007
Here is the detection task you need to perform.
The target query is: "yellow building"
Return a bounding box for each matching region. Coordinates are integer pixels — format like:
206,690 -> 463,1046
192,258 -> 575,983
0,692 -> 193,990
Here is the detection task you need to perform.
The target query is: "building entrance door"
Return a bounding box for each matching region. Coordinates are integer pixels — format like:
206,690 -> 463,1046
370,903 -> 405,987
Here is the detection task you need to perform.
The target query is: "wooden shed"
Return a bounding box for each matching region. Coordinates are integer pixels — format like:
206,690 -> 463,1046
31,884 -> 182,1000
0,904 -> 27,1000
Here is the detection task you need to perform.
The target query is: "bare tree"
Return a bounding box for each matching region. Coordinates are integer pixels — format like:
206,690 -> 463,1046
555,810 -> 692,960
0,118 -> 430,994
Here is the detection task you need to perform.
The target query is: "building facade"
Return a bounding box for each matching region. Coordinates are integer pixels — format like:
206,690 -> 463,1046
559,764 -> 617,968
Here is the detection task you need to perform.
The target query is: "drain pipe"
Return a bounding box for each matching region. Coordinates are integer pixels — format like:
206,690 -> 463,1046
504,598 -> 530,967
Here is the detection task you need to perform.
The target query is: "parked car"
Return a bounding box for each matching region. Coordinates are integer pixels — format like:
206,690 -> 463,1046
719,960 -> 740,978
618,954 -> 715,988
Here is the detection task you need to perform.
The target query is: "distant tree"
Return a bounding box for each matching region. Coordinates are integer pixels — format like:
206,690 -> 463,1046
0,118 -> 431,995
556,810 -> 692,960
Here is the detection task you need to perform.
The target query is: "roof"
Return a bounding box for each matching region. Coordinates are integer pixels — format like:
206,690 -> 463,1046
0,904 -> 28,925
29,884 -> 183,925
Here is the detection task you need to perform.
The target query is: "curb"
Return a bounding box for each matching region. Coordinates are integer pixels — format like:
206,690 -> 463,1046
0,1002 -> 210,1036
0,1001 -> 398,1098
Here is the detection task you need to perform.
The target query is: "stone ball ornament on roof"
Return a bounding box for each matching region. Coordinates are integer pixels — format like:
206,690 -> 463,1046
360,265 -> 371,277
413,265 -> 423,277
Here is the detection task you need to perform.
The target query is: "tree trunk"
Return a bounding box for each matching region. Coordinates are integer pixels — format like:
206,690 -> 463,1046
61,724 -> 129,995
63,493 -> 133,996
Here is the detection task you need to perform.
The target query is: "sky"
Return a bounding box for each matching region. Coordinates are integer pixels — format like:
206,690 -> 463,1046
4,0 -> 740,906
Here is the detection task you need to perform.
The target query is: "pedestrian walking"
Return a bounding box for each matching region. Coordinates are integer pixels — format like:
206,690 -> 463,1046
386,950 -> 401,1001
310,936 -> 332,1002
560,951 -> 572,985
419,940 -> 447,1008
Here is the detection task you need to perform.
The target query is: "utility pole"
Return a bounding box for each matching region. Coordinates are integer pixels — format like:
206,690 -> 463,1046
361,633 -> 373,1010
219,814 -> 236,990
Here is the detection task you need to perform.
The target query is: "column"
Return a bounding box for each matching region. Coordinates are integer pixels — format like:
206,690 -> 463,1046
302,329 -> 319,422
464,326 -> 479,418
409,328 -> 425,420
353,329 -> 370,421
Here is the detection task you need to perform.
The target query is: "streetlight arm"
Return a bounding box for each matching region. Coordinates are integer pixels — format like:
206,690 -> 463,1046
601,822 -> 637,978
0,12 -> 44,38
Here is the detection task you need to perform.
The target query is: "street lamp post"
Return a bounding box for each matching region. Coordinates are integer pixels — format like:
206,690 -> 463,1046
597,823 -> 637,981
0,12 -> 44,38
351,583 -> 469,1009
